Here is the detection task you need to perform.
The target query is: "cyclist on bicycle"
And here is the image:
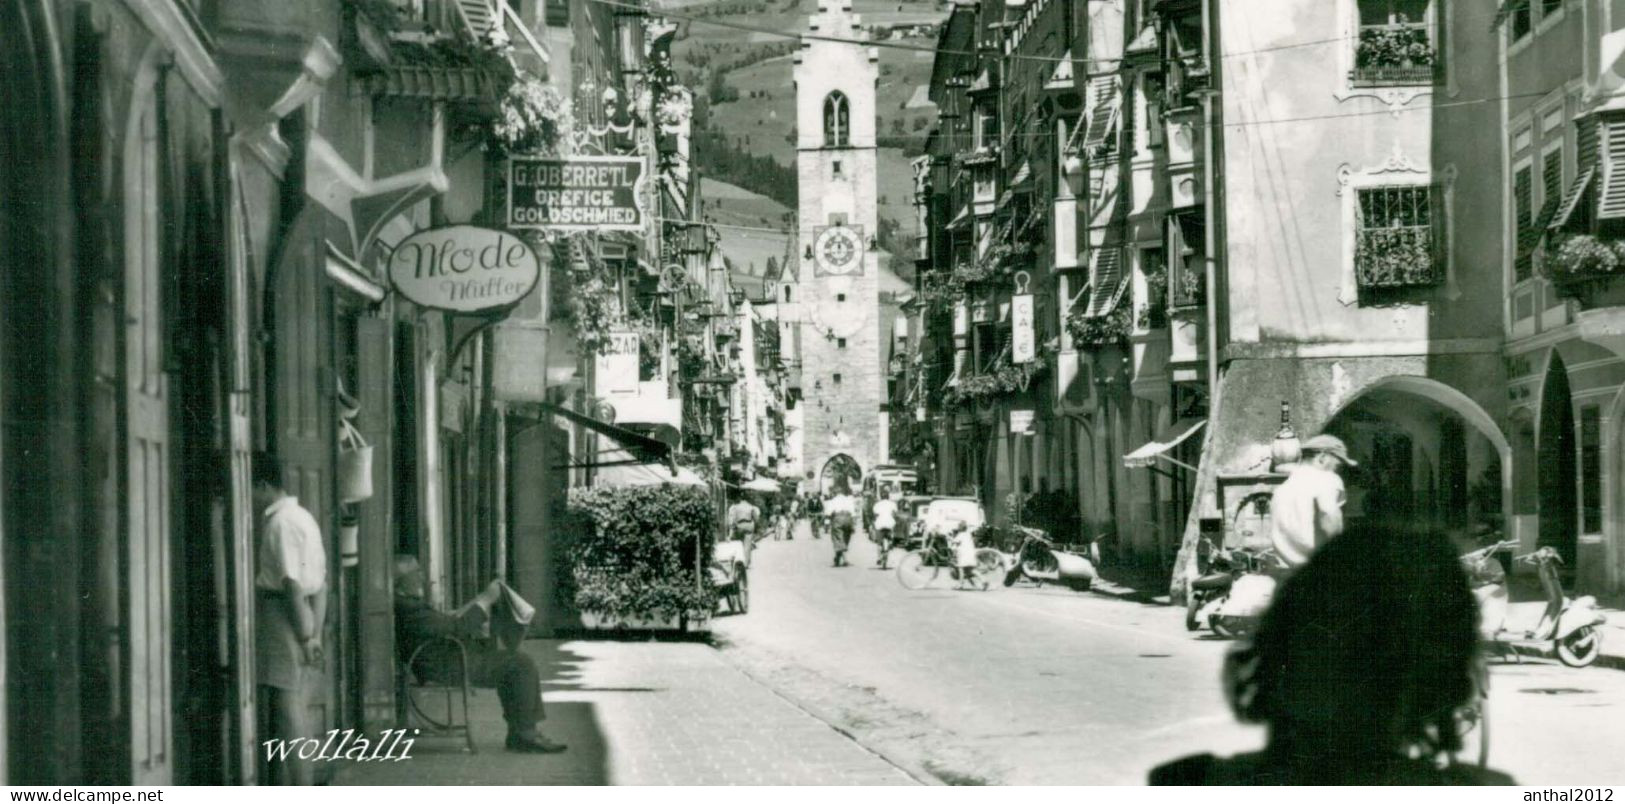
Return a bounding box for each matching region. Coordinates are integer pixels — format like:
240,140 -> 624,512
804,490 -> 824,540
871,488 -> 899,568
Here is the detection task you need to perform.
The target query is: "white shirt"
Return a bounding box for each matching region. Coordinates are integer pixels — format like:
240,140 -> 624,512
872,499 -> 898,530
1269,464 -> 1346,568
256,496 -> 327,595
825,494 -> 857,516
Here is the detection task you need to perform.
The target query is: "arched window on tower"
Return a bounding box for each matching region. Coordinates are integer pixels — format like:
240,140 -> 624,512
823,91 -> 850,148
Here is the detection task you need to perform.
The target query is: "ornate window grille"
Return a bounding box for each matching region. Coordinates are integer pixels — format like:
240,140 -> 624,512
1354,185 -> 1444,289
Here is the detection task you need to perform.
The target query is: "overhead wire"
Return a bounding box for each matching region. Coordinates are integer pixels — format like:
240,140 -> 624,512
594,0 -> 1450,66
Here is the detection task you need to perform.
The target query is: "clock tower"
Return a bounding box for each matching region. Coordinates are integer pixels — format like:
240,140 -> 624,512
789,2 -> 885,490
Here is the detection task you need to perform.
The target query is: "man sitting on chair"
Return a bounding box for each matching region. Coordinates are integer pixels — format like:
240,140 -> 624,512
393,555 -> 566,754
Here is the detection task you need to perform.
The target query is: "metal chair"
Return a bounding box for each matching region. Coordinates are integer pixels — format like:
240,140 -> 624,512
398,635 -> 478,754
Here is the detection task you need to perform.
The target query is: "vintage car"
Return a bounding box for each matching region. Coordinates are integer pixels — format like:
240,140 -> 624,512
919,496 -> 986,538
891,494 -> 937,550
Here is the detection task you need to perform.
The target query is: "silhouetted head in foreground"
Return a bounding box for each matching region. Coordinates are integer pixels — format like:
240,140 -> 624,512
1153,524 -> 1513,785
1228,524 -> 1476,758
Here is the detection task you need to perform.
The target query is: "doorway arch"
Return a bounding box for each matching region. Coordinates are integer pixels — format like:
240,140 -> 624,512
1321,375 -> 1510,532
820,453 -> 861,495
1538,353 -> 1578,568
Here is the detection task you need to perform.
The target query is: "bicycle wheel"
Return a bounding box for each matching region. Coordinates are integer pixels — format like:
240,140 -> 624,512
896,550 -> 939,590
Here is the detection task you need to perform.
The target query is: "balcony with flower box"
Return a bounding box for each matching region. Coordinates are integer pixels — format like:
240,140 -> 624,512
347,0 -> 550,102
1351,23 -> 1438,87
1542,234 -> 1625,310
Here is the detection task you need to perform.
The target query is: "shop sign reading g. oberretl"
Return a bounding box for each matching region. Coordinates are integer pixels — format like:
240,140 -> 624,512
388,225 -> 542,314
507,155 -> 646,232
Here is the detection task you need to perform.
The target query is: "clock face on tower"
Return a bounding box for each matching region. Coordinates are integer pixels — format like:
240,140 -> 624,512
814,225 -> 863,276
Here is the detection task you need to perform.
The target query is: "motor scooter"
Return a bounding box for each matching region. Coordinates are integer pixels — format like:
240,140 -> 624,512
1001,527 -> 1098,591
1200,546 -> 1280,639
1469,543 -> 1608,667
1185,538 -> 1255,631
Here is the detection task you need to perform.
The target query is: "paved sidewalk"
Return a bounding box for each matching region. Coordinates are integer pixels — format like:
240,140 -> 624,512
334,639 -> 917,785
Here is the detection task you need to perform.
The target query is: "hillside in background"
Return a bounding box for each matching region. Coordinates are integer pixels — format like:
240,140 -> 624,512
676,0 -> 945,283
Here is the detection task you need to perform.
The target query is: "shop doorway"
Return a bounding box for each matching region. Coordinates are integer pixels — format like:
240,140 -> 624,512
1538,354 -> 1578,570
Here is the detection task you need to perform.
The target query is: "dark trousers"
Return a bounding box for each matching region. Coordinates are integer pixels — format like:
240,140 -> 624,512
426,649 -> 544,736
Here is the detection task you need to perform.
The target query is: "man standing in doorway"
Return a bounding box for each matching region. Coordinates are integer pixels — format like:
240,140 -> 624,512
1270,434 -> 1358,570
253,456 -> 327,785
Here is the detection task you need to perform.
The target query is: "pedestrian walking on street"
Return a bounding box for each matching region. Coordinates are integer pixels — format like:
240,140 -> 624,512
1150,524 -> 1514,785
951,524 -> 985,590
728,491 -> 762,560
1269,434 -> 1357,571
252,457 -> 328,786
825,483 -> 858,567
871,488 -> 898,567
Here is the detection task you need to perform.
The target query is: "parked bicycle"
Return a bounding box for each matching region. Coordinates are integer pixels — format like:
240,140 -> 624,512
896,529 -> 1002,590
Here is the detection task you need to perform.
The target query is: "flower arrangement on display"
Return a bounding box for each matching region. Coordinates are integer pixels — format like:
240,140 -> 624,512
1545,233 -> 1625,281
1354,226 -> 1439,287
1065,303 -> 1132,350
655,87 -> 693,131
945,355 -> 1047,409
492,74 -> 578,156
547,239 -> 625,354
1140,264 -> 1170,330
1355,22 -> 1435,69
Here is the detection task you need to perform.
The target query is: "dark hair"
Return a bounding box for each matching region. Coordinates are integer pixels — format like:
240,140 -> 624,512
1223,524 -> 1479,759
251,453 -> 284,490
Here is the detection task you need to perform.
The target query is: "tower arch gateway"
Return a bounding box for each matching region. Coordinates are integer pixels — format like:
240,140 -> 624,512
789,4 -> 885,485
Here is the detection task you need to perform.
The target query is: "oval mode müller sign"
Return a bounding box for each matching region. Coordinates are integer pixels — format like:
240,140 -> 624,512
388,225 -> 541,313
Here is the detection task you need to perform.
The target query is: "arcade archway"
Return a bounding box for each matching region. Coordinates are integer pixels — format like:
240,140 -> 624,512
1321,377 -> 1509,532
820,453 -> 862,495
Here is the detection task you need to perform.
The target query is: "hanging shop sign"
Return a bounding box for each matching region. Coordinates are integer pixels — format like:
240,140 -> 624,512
596,331 -> 641,396
507,155 -> 647,232
1011,293 -> 1035,364
388,225 -> 542,314
1010,409 -> 1035,435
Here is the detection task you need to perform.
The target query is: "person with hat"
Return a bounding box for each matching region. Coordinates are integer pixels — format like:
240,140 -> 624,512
1269,434 -> 1358,570
393,556 -> 566,754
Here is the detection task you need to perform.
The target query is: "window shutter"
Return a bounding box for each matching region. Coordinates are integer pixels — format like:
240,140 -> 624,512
1430,182 -> 1448,283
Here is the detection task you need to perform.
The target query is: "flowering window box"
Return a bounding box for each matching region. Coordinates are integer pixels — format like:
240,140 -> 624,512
1352,24 -> 1438,87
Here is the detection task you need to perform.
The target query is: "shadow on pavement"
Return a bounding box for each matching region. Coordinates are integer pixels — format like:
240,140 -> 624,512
334,642 -> 612,785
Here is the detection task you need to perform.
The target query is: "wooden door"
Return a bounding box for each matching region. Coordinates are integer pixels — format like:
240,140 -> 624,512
269,209 -> 336,747
125,84 -> 173,786
354,316 -> 396,729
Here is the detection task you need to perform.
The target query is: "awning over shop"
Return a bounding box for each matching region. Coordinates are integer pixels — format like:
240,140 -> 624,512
593,447 -> 706,487
1123,419 -> 1206,471
946,205 -> 971,231
539,401 -> 674,467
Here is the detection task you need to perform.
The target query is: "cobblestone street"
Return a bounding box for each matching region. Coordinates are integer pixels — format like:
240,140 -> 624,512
711,525 -> 1625,785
